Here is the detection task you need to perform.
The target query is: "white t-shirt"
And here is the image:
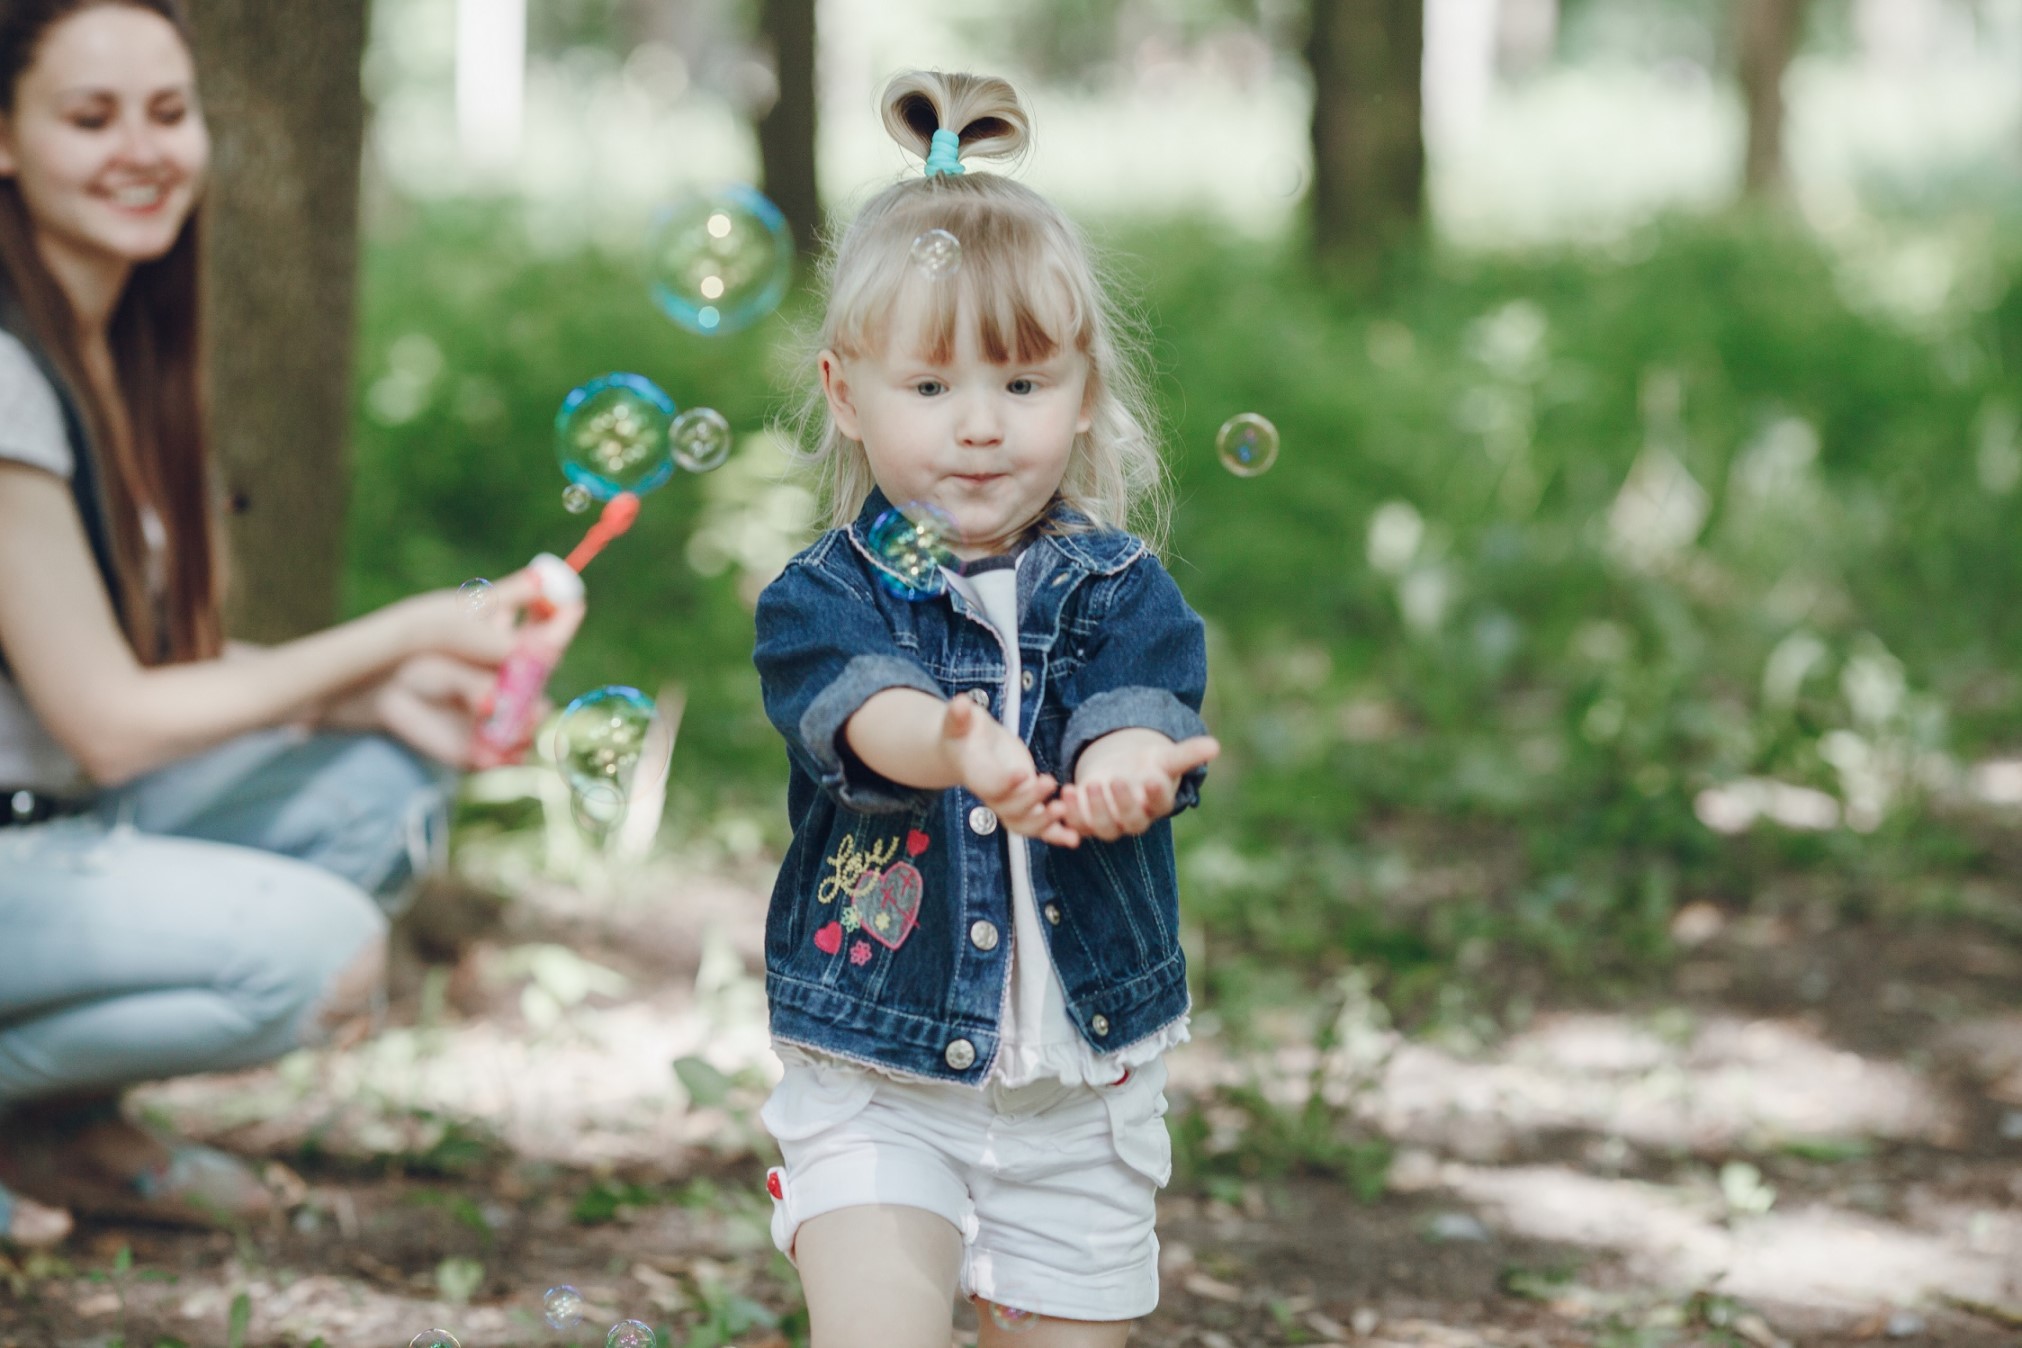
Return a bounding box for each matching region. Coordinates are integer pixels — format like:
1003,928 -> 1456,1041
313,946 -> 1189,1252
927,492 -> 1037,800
943,549 -> 1188,1087
0,330 -> 89,792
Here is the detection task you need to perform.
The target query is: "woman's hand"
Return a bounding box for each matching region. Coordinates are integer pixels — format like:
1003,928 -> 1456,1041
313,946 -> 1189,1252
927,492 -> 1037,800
940,695 -> 1080,848
321,653 -> 531,768
385,568 -> 545,667
1057,728 -> 1220,842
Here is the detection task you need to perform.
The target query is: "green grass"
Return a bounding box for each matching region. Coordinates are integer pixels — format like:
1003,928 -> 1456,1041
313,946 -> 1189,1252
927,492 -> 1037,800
348,200 -> 2022,1015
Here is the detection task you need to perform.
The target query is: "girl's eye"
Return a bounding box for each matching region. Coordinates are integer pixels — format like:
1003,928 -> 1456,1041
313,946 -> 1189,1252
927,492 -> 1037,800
153,104 -> 187,126
1007,378 -> 1037,395
913,380 -> 945,397
70,113 -> 111,131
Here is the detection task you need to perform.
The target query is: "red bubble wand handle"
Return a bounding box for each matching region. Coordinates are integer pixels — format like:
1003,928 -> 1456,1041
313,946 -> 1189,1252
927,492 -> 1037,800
470,492 -> 640,768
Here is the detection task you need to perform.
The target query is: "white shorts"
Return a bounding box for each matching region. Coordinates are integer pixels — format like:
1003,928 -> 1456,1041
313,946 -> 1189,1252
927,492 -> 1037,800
760,1054 -> 1172,1322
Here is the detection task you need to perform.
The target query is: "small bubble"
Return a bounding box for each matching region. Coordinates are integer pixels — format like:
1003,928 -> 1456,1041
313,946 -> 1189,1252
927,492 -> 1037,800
1215,412 -> 1279,477
544,1285 -> 585,1330
866,501 -> 957,601
987,1302 -> 1040,1333
648,185 -> 793,336
562,483 -> 593,514
556,373 -> 676,499
570,780 -> 627,837
458,578 -> 495,615
670,407 -> 733,473
409,1333 -> 462,1348
606,1320 -> 658,1348
910,228 -> 962,281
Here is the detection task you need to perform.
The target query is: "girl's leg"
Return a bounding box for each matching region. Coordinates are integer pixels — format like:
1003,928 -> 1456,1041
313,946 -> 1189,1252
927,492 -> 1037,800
794,1204 -> 964,1348
96,728 -> 453,914
976,1307 -> 1132,1348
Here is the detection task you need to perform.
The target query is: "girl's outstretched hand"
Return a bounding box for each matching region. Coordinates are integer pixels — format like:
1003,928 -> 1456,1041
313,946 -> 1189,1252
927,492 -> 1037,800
1058,728 -> 1220,842
941,694 -> 1080,848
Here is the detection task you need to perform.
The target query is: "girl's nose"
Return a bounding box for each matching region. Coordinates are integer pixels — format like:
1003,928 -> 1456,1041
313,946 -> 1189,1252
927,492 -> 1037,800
112,113 -> 168,168
955,393 -> 1003,447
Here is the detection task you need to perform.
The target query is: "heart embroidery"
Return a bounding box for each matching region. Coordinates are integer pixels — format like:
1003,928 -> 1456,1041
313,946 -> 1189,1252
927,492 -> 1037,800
853,861 -> 923,950
905,829 -> 930,857
812,921 -> 843,956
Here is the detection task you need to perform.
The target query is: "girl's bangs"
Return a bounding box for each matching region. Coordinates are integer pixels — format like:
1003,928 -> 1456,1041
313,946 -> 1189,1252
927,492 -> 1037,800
836,201 -> 1089,367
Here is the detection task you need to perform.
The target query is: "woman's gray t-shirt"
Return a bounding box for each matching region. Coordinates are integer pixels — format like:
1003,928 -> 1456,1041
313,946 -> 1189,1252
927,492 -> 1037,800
0,329 -> 88,791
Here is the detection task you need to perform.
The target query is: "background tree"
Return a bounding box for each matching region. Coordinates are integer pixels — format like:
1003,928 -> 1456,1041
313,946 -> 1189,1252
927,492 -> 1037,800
188,0 -> 370,641
1306,0 -> 1426,268
1736,0 -> 1807,197
755,0 -> 819,254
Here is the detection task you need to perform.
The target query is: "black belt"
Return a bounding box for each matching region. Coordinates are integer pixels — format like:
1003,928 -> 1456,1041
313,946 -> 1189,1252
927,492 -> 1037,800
1,787 -> 95,827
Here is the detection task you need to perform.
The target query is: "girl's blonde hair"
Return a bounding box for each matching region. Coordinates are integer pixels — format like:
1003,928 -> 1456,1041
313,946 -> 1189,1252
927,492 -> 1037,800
787,70 -> 1170,550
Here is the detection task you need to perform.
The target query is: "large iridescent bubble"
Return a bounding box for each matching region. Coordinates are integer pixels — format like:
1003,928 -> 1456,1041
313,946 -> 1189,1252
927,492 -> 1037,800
555,686 -> 657,801
555,374 -> 676,499
648,185 -> 793,336
866,501 -> 957,601
670,407 -> 733,473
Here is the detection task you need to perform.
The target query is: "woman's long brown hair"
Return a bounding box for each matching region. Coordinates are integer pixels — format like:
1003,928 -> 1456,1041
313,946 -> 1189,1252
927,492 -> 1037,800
0,0 -> 221,664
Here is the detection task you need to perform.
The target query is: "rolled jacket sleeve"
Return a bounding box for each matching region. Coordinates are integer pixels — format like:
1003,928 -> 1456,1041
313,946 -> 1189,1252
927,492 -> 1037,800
1058,555 -> 1212,814
754,556 -> 945,814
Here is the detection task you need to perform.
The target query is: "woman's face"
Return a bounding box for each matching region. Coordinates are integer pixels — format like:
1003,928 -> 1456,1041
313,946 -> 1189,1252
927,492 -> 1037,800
0,4 -> 207,275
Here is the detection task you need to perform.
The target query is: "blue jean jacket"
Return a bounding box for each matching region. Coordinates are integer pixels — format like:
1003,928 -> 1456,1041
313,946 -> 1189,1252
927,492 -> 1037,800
752,491 -> 1210,1085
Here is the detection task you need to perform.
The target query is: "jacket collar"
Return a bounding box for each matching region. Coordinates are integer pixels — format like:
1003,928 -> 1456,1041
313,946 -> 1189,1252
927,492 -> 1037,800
845,487 -> 1142,582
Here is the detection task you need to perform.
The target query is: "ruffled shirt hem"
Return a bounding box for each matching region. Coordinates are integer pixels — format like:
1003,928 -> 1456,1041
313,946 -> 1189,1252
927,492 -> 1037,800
772,1014 -> 1190,1090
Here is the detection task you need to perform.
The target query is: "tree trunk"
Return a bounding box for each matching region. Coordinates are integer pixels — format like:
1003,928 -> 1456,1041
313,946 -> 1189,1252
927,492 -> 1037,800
1307,0 -> 1426,267
756,0 -> 820,255
188,1 -> 370,641
1737,0 -> 1806,198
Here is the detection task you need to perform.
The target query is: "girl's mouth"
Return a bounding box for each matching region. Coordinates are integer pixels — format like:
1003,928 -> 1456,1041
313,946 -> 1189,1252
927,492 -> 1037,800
103,181 -> 171,213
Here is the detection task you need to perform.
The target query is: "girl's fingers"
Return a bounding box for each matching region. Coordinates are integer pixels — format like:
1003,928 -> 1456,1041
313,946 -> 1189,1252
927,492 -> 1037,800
1039,819 -> 1082,848
943,694 -> 976,739
1161,735 -> 1222,778
1082,780 -> 1120,841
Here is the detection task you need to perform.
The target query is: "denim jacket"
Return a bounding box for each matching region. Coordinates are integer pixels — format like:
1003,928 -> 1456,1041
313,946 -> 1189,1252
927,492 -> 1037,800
752,490 -> 1209,1086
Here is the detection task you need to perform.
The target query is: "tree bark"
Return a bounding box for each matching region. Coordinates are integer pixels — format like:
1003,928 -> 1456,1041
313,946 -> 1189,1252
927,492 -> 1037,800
188,1 -> 370,641
756,0 -> 820,255
1737,0 -> 1806,198
1307,0 -> 1426,267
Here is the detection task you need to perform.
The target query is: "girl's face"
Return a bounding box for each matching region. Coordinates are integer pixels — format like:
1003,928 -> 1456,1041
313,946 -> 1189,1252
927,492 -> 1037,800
822,294 -> 1093,560
0,4 -> 207,278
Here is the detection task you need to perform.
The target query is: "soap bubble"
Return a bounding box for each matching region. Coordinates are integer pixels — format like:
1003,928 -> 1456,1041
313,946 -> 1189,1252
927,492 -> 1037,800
866,501 -> 956,601
570,781 -> 626,837
562,483 -> 593,514
986,1302 -> 1040,1333
648,185 -> 793,336
606,1321 -> 658,1348
670,407 -> 733,473
458,578 -> 494,616
1216,412 -> 1279,477
555,373 -> 676,500
910,228 -> 962,281
409,1333 -> 462,1348
556,686 -> 655,800
544,1285 -> 586,1330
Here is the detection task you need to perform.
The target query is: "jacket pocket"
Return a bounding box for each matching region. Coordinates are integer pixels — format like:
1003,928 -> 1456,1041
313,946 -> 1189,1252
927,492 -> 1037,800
1097,1056 -> 1172,1187
759,1055 -> 879,1142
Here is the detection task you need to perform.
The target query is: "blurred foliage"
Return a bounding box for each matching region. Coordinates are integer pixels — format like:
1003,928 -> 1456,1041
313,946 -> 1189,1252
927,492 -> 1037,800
348,199 -> 2022,1019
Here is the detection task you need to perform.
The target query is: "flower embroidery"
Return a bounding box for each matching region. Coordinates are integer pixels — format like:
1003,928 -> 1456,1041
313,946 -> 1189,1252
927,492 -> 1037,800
839,906 -> 862,932
849,940 -> 873,967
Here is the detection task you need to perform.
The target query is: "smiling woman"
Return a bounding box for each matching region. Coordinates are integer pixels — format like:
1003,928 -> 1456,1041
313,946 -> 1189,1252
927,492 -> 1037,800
0,0 -> 572,1249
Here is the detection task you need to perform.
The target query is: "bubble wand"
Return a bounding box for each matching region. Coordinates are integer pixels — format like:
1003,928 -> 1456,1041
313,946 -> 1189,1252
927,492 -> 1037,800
469,492 -> 641,768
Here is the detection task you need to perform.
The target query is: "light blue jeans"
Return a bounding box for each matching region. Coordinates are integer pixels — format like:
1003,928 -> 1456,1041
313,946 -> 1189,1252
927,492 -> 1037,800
0,729 -> 450,1105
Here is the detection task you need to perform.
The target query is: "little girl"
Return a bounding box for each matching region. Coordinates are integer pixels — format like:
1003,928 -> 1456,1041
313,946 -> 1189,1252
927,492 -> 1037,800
752,70 -> 1219,1348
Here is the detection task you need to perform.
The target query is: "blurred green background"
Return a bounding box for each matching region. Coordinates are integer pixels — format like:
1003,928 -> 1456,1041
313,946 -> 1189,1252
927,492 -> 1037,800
344,0 -> 2022,1028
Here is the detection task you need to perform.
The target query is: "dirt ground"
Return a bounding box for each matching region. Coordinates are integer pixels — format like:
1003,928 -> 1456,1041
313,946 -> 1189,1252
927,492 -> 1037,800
2,842 -> 2019,1348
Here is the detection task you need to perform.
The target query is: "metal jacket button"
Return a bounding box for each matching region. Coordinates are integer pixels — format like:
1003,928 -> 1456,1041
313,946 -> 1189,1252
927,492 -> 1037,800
969,920 -> 999,952
1043,903 -> 1061,926
945,1038 -> 977,1070
1090,1014 -> 1111,1037
1020,669 -> 1035,692
968,804 -> 998,835
967,688 -> 991,707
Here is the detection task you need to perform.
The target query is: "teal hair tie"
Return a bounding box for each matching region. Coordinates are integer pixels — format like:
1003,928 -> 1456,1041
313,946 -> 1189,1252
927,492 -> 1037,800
923,127 -> 965,178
